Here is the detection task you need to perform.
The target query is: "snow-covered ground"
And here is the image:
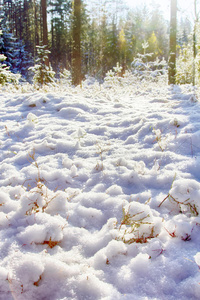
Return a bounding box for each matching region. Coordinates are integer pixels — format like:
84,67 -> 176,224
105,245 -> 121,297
1,80 -> 200,300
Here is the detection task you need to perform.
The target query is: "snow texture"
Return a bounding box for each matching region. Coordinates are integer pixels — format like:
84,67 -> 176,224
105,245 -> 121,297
0,82 -> 200,299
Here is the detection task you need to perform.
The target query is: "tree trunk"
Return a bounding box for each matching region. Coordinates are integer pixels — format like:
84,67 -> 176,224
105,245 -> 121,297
34,0 -> 39,62
193,0 -> 198,86
168,0 -> 177,85
72,0 -> 82,86
41,0 -> 49,65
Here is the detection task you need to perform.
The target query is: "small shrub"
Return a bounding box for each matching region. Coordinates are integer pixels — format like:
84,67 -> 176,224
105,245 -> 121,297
159,175 -> 199,216
131,41 -> 167,82
152,128 -> 165,151
173,118 -> 180,128
29,45 -> 55,87
117,204 -> 159,244
59,68 -> 72,85
104,63 -> 123,87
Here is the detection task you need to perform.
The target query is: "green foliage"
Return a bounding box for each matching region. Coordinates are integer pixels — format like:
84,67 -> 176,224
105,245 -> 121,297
29,46 -> 55,87
49,0 -> 72,71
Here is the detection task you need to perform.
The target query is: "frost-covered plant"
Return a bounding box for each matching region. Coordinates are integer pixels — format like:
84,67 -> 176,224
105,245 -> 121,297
24,181 -> 57,215
152,128 -> 165,151
113,62 -> 123,75
94,142 -> 110,171
0,54 -> 21,85
59,68 -> 71,85
0,54 -> 10,85
21,151 -> 58,215
117,203 -> 160,244
27,113 -> 38,125
131,42 -> 167,82
132,55 -> 167,81
162,193 -> 199,216
152,127 -> 172,152
159,176 -> 199,216
27,150 -> 43,185
29,45 -> 55,87
104,62 -> 123,87
190,94 -> 198,103
172,118 -> 180,128
96,142 -> 109,161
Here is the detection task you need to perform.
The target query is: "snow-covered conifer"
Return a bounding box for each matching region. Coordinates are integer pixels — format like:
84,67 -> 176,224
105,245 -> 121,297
131,41 -> 167,81
29,45 -> 55,87
0,9 -> 32,77
0,54 -> 20,85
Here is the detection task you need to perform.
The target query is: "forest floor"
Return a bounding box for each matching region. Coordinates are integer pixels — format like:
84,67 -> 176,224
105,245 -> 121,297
0,80 -> 200,299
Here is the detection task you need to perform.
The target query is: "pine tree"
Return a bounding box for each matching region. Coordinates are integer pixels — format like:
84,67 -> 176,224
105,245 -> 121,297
0,8 -> 32,76
29,45 -> 55,87
103,22 -> 119,74
0,9 -> 16,70
131,41 -> 167,81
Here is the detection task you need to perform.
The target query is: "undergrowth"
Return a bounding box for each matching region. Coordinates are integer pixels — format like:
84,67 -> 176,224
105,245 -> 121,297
116,206 -> 158,244
158,174 -> 199,216
21,150 -> 59,215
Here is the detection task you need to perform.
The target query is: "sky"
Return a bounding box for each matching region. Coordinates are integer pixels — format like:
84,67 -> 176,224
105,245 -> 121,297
85,0 -> 198,23
125,0 -> 169,9
124,0 -> 198,20
125,0 -> 193,10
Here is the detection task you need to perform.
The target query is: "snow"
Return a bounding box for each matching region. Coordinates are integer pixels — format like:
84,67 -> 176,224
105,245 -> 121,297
1,80 -> 200,299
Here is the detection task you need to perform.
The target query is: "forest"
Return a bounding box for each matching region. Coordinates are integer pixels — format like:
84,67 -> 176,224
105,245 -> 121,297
0,0 -> 198,86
